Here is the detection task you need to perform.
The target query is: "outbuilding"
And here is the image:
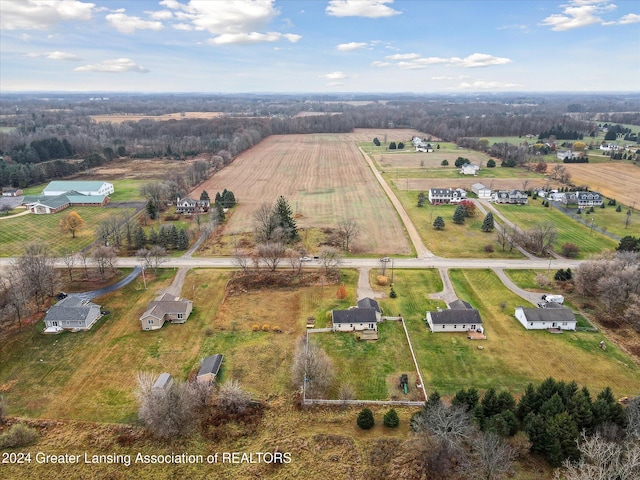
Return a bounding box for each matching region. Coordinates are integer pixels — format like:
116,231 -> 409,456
197,354 -> 224,383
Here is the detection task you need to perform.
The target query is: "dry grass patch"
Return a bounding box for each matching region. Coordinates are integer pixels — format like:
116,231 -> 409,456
561,162 -> 640,207
90,111 -> 225,123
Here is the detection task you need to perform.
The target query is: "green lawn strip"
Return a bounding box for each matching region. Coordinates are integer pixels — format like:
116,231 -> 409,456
389,187 -> 524,258
0,206 -> 135,256
573,202 -> 640,238
107,179 -> 146,201
494,199 -> 618,257
443,269 -> 640,397
385,166 -> 542,180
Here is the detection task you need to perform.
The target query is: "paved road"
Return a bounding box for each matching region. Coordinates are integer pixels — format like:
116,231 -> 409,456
74,266 -> 142,300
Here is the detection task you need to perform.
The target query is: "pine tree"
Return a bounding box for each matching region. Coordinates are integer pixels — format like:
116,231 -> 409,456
177,228 -> 189,250
517,383 -> 540,421
481,212 -> 495,232
149,227 -> 158,245
274,195 -> 298,241
383,409 -> 399,428
481,388 -> 501,418
168,224 -> 179,249
222,190 -> 236,208
215,201 -> 225,221
134,225 -> 147,249
357,408 -> 375,430
453,205 -> 466,224
433,216 -> 445,230
200,190 -> 210,202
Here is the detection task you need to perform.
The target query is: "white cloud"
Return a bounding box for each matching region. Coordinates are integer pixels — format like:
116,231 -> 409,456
27,51 -> 82,61
375,53 -> 512,69
540,1 -> 617,31
158,0 -> 301,45
172,23 -> 193,31
75,58 -> 149,73
326,0 -> 401,18
457,80 -> 522,90
106,13 -> 164,34
147,10 -> 174,21
321,71 -> 347,79
337,41 -> 369,51
432,75 -> 471,81
385,53 -> 420,60
1,0 -> 95,30
326,82 -> 344,87
619,13 -> 640,24
208,31 -> 301,45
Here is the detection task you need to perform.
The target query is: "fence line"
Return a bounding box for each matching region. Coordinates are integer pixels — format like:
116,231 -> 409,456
400,317 -> 428,402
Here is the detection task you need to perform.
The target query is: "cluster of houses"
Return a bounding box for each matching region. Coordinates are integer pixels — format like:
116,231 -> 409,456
537,189 -> 604,207
427,184 -> 530,205
425,298 -> 577,335
22,180 -> 114,214
411,136 -> 434,152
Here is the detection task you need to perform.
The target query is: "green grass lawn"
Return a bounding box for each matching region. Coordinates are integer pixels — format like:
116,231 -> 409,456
571,202 -> 640,238
0,206 -> 136,256
0,268 -> 231,422
494,198 -> 618,257
106,179 -> 146,201
381,269 -> 640,398
384,166 -> 543,180
390,188 -> 524,258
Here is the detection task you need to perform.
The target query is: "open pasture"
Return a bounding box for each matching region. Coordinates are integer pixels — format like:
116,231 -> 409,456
374,150 -> 490,169
560,162 -> 640,207
0,206 -> 136,256
194,133 -> 413,255
395,176 -> 551,192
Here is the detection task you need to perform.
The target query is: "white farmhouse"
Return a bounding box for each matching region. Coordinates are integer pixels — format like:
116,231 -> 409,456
514,305 -> 576,331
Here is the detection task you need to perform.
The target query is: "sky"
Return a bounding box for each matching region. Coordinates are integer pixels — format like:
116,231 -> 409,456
1,0 -> 639,93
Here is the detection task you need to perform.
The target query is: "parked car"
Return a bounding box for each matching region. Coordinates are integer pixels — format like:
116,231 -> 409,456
380,257 -> 390,262
300,256 -> 313,262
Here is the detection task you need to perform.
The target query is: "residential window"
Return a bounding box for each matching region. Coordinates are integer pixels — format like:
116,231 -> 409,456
442,325 -> 445,329
177,313 -> 183,319
148,319 -> 153,324
350,324 -> 353,328
462,325 -> 466,329
454,325 -> 457,329
530,322 -> 533,326
562,322 -> 567,326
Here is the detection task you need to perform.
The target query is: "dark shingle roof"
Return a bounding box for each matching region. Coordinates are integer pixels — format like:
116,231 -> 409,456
198,354 -> 223,377
332,308 -> 377,324
45,295 -> 100,322
520,307 -> 576,322
448,300 -> 473,310
357,297 -> 381,313
429,309 -> 482,325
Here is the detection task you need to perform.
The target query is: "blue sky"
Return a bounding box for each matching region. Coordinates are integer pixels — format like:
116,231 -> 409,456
1,0 -> 639,93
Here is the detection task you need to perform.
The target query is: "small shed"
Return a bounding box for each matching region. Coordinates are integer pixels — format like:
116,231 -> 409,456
152,372 -> 173,393
197,354 -> 224,383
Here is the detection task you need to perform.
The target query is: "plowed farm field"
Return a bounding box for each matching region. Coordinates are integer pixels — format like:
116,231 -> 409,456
194,133 -> 413,254
561,163 -> 640,207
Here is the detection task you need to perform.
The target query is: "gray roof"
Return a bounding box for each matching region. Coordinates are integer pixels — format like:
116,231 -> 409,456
472,183 -> 488,190
198,354 -> 223,378
519,307 -> 576,322
332,307 -> 377,324
449,300 -> 473,310
429,309 -> 482,325
152,373 -> 173,390
45,295 -> 100,322
140,294 -> 192,320
357,297 -> 381,314
23,193 -> 71,209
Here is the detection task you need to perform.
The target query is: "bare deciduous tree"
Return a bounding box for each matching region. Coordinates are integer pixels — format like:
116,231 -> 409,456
136,372 -> 201,440
554,432 -> 640,480
467,432 -> 515,480
253,203 -> 279,244
13,243 -> 57,309
286,248 -> 303,274
318,246 -> 342,275
520,223 -> 557,256
216,380 -> 251,414
257,242 -> 285,271
292,336 -> 334,399
92,245 -> 118,280
336,218 -> 360,252
411,402 -> 474,452
60,248 -> 77,282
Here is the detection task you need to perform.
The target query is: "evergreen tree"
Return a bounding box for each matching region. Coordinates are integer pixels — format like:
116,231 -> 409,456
357,408 -> 375,430
177,228 -> 189,250
547,412 -> 580,464
481,388 -> 501,418
200,190 -> 210,202
146,199 -> 158,220
452,388 -> 480,412
215,192 -> 222,204
222,190 -> 236,208
383,409 -> 399,428
168,224 -> 179,249
149,227 -> 158,245
134,225 -> 147,249
215,201 -> 225,221
433,216 -> 445,230
417,192 -> 426,207
567,390 -> 594,433
423,391 -> 442,412
497,391 -> 516,413
540,393 -> 565,420
517,383 -> 540,421
453,205 -> 466,224
158,225 -> 169,248
481,212 -> 495,232
274,195 -> 298,241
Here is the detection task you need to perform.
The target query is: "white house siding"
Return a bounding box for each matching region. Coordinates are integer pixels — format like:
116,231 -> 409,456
333,322 -> 376,332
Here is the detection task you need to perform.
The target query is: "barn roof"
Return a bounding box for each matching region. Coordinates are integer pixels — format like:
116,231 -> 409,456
198,354 -> 224,378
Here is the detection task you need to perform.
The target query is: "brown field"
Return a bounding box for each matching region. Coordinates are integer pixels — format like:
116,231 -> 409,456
375,151 -> 490,169
349,128 -> 435,142
562,163 -> 640,206
397,177 -> 554,191
90,111 -> 225,123
194,132 -> 414,255
89,157 -> 203,179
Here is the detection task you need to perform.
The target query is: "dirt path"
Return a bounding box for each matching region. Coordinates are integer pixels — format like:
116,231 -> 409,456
356,267 -> 385,300
0,209 -> 30,220
358,146 -> 434,258
428,268 -> 458,304
492,267 -> 542,306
